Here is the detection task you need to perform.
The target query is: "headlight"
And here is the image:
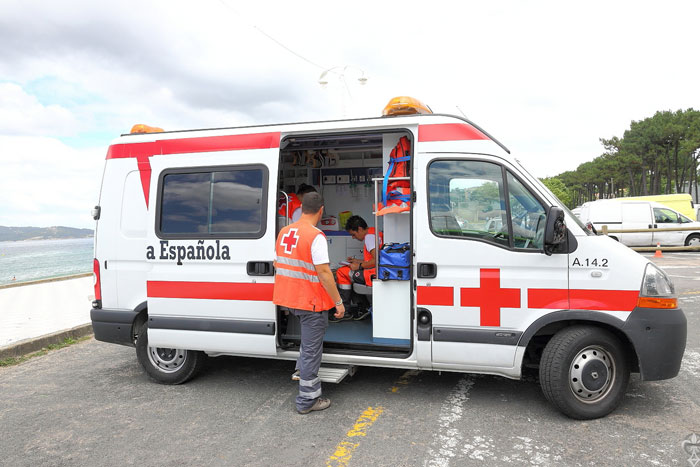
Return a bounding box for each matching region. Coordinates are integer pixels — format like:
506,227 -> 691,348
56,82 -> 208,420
638,263 -> 677,309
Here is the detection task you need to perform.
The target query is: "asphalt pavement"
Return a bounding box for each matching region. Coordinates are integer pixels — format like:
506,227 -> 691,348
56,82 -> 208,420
1,252 -> 699,466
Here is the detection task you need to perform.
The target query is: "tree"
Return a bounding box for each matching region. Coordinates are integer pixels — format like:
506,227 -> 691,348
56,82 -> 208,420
540,177 -> 573,207
552,108 -> 700,202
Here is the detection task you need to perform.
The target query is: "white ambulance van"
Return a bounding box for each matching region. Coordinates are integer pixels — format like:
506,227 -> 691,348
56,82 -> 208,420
90,97 -> 686,419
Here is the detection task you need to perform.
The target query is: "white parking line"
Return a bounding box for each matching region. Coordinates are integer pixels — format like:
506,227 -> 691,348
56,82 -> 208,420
682,350 -> 700,378
424,376 -> 475,467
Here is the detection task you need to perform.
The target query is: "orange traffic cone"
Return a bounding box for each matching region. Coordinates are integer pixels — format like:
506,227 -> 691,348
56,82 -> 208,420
654,243 -> 663,258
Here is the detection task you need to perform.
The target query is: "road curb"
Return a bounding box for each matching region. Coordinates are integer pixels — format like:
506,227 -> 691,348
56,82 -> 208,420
0,323 -> 94,359
0,272 -> 92,290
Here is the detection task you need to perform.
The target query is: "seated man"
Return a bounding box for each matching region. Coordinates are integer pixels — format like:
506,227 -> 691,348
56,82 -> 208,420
334,215 -> 382,321
278,184 -> 317,223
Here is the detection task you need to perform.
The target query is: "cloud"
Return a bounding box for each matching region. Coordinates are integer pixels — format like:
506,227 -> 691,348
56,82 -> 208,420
0,0 -> 699,228
0,83 -> 78,136
0,136 -> 103,228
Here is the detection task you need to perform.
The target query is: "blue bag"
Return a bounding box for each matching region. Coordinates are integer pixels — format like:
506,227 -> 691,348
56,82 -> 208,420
378,242 -> 411,281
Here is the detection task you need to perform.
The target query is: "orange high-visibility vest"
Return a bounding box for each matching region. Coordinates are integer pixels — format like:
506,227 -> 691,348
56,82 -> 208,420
278,193 -> 302,220
273,221 -> 335,312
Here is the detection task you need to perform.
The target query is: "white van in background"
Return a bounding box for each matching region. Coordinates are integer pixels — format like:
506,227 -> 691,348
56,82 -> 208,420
579,199 -> 700,247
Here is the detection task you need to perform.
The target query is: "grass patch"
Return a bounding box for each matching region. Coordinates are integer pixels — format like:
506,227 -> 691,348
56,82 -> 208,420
0,335 -> 92,367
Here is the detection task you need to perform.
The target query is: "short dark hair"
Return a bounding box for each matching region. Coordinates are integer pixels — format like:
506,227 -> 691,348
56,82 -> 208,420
344,215 -> 367,232
297,184 -> 317,196
301,192 -> 324,214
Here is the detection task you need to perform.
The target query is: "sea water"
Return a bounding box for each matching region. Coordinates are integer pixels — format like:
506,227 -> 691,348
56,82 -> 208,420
0,237 -> 93,286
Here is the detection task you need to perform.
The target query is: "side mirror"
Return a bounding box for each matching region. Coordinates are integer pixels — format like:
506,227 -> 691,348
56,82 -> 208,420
544,206 -> 566,256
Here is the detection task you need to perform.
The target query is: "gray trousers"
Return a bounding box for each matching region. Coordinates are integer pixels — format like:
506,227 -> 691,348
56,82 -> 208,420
291,308 -> 329,411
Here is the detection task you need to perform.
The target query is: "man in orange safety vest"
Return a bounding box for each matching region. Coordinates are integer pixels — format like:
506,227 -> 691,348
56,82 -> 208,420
273,192 -> 345,414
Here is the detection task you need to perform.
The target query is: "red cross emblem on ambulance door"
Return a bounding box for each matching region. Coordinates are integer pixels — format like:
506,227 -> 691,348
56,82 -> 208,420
280,228 -> 300,254
460,268 -> 520,327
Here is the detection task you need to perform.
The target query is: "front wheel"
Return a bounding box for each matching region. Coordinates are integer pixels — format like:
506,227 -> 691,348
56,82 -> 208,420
685,233 -> 700,247
539,326 -> 629,419
135,321 -> 206,384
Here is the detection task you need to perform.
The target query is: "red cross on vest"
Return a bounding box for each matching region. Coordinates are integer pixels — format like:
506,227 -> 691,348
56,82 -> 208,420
460,268 -> 520,327
280,228 -> 300,254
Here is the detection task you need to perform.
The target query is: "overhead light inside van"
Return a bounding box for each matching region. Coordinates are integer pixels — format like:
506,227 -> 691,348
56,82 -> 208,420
382,96 -> 433,116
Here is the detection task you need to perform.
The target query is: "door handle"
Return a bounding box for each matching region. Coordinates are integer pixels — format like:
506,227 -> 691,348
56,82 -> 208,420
417,262 -> 437,278
247,261 -> 274,276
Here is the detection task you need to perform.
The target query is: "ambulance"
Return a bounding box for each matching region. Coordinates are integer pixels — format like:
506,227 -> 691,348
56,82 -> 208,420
90,97 -> 686,420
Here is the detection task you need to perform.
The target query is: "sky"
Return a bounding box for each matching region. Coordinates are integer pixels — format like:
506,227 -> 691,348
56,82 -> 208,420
1,0 -> 698,229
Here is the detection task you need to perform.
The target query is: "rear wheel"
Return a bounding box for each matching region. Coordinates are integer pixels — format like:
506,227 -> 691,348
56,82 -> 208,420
539,325 -> 629,419
685,233 -> 700,247
135,321 -> 206,384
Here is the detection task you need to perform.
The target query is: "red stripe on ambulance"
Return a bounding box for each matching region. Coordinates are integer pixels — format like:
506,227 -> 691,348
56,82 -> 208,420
569,289 -> 639,311
147,281 -> 274,301
418,123 -> 489,142
105,132 -> 281,207
416,286 -> 454,306
527,288 -> 639,311
527,289 -> 569,309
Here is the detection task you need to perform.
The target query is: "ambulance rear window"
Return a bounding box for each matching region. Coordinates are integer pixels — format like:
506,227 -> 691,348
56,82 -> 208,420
158,165 -> 268,239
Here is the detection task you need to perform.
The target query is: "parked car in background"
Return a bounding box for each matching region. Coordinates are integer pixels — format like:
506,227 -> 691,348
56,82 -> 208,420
621,193 -> 696,221
579,199 -> 700,247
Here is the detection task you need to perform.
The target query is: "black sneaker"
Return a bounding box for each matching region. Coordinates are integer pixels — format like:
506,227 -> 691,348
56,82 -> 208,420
353,308 -> 371,321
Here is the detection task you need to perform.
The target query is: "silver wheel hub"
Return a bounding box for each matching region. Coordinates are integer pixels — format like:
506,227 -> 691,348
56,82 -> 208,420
147,346 -> 187,373
569,345 -> 615,403
688,236 -> 700,246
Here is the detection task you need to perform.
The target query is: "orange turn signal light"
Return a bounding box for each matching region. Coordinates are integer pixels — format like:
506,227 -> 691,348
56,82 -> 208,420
382,96 -> 432,116
637,297 -> 677,309
130,124 -> 164,134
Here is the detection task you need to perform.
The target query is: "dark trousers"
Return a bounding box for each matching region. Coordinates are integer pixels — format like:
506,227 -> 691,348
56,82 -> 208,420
291,308 -> 328,411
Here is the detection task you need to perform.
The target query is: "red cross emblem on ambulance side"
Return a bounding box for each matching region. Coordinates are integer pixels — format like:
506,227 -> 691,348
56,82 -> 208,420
460,268 -> 520,327
280,228 -> 300,254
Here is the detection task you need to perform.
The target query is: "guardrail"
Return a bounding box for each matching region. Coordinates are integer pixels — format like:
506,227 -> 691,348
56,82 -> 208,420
599,225 -> 700,252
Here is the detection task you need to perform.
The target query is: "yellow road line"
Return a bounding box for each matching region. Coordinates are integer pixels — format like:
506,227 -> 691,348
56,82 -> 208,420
326,406 -> 384,467
681,291 -> 700,295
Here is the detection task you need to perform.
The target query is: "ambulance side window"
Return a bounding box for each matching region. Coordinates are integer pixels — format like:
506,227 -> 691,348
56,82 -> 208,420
158,165 -> 267,239
507,172 -> 546,250
428,160 -> 509,247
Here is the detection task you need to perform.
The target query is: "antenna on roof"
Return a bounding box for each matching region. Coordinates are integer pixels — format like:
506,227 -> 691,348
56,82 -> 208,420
455,106 -> 468,119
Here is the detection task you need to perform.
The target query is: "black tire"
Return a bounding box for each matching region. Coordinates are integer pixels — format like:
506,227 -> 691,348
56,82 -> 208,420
135,321 -> 206,384
539,325 -> 629,420
685,233 -> 700,247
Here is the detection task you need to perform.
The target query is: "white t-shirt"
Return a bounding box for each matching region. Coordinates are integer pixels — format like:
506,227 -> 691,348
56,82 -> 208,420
291,207 -> 302,223
364,233 -> 376,254
311,232 -> 330,265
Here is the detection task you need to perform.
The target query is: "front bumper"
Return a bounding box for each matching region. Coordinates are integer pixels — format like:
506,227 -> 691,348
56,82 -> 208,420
90,308 -> 140,347
622,306 -> 687,381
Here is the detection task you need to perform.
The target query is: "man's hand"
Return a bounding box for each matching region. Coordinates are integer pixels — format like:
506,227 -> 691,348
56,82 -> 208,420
334,303 -> 345,319
349,259 -> 361,271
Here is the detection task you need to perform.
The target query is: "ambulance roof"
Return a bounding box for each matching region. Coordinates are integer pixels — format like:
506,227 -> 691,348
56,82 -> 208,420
108,113 -> 511,160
